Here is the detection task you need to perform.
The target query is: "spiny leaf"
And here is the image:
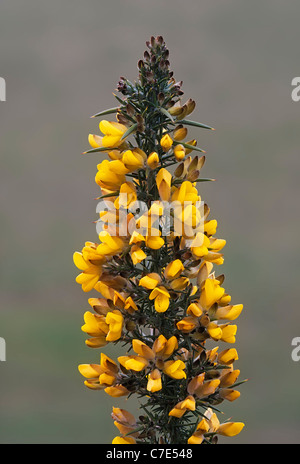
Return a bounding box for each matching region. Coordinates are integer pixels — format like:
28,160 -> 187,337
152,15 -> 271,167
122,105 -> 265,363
159,107 -> 175,122
180,142 -> 206,153
179,119 -> 215,130
90,107 -> 119,118
82,146 -> 111,154
121,122 -> 138,141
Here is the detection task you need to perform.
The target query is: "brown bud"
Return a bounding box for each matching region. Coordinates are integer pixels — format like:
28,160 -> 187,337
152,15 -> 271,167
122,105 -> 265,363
158,92 -> 165,104
126,103 -> 135,117
138,59 -> 144,69
205,369 -> 221,380
200,314 -> 210,327
187,169 -> 199,182
125,320 -> 136,332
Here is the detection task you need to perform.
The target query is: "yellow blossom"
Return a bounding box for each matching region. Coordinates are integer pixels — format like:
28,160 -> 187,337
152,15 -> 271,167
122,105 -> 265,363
147,369 -> 162,393
160,133 -> 173,152
164,259 -> 184,280
149,286 -> 170,312
156,168 -> 172,201
163,360 -> 186,379
169,395 -> 196,418
147,151 -> 160,169
130,245 -> 146,265
174,144 -> 186,161
99,120 -> 128,148
73,249 -> 104,292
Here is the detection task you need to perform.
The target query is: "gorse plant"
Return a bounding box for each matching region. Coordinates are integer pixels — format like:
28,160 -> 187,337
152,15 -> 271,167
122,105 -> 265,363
74,36 -> 245,444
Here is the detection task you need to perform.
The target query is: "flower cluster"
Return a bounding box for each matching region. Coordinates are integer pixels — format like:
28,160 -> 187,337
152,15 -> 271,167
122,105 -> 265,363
74,36 -> 245,444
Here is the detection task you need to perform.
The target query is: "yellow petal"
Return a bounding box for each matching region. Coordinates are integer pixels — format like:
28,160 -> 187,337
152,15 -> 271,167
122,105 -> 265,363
160,134 -> 173,152
78,363 -> 101,378
156,168 -> 172,201
132,339 -> 155,360
218,422 -> 244,437
147,369 -> 162,393
104,385 -> 129,397
88,134 -> 103,148
112,436 -> 136,444
147,151 -> 159,169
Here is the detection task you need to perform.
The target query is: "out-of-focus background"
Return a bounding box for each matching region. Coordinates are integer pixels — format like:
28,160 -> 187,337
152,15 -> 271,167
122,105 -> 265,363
1,0 -> 300,444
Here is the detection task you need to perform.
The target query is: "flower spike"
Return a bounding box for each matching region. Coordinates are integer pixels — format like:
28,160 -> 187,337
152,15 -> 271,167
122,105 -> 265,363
74,35 -> 245,445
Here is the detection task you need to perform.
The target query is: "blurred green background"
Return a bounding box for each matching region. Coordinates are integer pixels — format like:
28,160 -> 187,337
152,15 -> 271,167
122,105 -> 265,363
1,0 -> 300,444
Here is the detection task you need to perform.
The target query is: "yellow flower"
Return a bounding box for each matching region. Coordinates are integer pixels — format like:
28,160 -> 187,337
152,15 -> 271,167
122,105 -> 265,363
214,304 -> 243,321
114,181 -> 137,209
97,231 -> 125,257
139,272 -> 161,289
169,395 -> 195,418
207,322 -> 223,341
160,133 -> 173,152
187,373 -> 220,399
171,180 -> 199,204
118,336 -> 180,391
149,286 -> 170,312
170,276 -> 190,290
145,231 -> 165,250
118,355 -> 149,372
130,245 -> 147,265
164,259 -> 184,280
219,368 -> 240,388
174,144 -> 186,161
81,311 -> 109,348
152,334 -> 178,360
176,316 -> 198,333
217,422 -> 244,437
188,407 -> 244,443
163,360 -> 186,379
105,385 -> 129,397
105,310 -> 124,342
173,125 -> 188,141
199,278 -> 225,310
204,219 -> 218,236
219,324 -> 237,344
156,168 -> 172,201
99,120 -> 128,148
147,151 -> 159,169
124,296 -> 139,314
88,133 -> 104,148
219,388 -> 241,402
187,302 -> 203,317
122,148 -> 146,172
95,159 -> 127,191
112,407 -> 137,436
147,369 -> 162,393
73,244 -> 104,292
218,348 -> 239,365
190,233 -> 211,258
78,353 -> 120,390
